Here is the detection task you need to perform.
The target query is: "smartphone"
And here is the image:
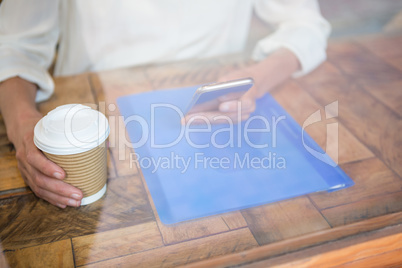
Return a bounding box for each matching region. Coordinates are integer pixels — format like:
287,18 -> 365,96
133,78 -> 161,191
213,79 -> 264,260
185,77 -> 254,115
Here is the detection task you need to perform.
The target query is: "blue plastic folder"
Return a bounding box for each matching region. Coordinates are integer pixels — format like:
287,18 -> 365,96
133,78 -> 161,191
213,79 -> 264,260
117,86 -> 354,224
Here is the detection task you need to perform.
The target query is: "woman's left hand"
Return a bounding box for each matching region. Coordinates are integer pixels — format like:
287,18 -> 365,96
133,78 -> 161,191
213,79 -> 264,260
182,48 -> 301,125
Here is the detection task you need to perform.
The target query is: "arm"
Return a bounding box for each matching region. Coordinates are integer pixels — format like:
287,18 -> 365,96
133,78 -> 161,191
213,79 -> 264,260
184,0 -> 329,123
252,0 -> 331,77
0,0 -> 83,207
184,48 -> 300,124
218,48 -> 300,114
0,77 -> 83,208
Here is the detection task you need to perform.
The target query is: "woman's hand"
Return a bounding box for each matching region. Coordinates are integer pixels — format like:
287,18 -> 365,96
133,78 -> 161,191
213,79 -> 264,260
183,48 -> 300,125
13,111 -> 83,208
183,74 -> 258,125
0,77 -> 83,208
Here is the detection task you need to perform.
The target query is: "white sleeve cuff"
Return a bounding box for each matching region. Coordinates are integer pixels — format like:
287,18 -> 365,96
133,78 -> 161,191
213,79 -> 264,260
0,52 -> 54,102
252,23 -> 328,78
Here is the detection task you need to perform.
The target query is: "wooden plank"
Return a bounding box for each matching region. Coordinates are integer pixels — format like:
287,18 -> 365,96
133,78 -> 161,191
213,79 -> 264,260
108,121 -> 139,177
38,74 -> 96,114
83,228 -> 258,268
0,187 -> 31,200
321,191 -> 402,227
386,56 -> 402,72
356,34 -> 402,60
89,70 -> 152,177
144,55 -> 253,91
327,41 -> 402,83
137,166 -> 231,246
89,67 -> 152,105
144,58 -> 221,90
4,239 -> 74,268
273,81 -> 374,164
185,212 -> 402,268
241,197 -> 330,246
0,135 -> 9,148
247,224 -> 402,268
309,157 -> 402,210
296,61 -> 344,87
106,148 -> 117,178
73,221 -> 163,266
0,195 -> 34,237
0,175 -> 154,250
360,80 -> 402,117
0,241 -> 9,268
0,150 -> 27,192
341,248 -> 402,267
157,216 -> 229,246
298,62 -> 402,178
221,211 -> 248,230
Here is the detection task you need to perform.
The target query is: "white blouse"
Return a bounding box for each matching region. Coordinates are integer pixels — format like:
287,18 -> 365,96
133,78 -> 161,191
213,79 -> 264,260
0,0 -> 330,102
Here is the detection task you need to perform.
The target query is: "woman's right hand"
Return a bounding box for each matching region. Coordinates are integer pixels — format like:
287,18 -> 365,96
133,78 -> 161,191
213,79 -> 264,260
12,111 -> 83,208
0,77 -> 83,208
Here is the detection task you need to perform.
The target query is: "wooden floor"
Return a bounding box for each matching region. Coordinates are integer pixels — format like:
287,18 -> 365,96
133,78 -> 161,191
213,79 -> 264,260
1,33 -> 402,267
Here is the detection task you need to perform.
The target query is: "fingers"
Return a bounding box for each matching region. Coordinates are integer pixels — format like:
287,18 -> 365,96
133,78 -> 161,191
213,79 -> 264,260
219,99 -> 255,114
13,114 -> 82,208
183,110 -> 251,125
183,97 -> 256,125
31,173 -> 83,208
217,91 -> 245,103
35,174 -> 83,201
23,133 -> 65,180
188,99 -> 220,113
18,149 -> 83,208
36,187 -> 81,208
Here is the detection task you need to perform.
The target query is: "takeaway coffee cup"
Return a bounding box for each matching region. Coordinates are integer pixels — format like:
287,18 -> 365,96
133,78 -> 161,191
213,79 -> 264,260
34,104 -> 110,205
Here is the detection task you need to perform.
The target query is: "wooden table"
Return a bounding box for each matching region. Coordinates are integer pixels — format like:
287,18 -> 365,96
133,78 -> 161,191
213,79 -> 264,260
1,33 -> 402,267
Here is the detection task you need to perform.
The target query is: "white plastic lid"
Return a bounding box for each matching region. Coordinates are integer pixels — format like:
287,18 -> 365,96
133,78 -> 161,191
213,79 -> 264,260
34,104 -> 110,155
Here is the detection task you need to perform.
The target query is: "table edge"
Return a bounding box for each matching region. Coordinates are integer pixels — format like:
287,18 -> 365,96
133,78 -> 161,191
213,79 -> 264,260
184,211 -> 402,267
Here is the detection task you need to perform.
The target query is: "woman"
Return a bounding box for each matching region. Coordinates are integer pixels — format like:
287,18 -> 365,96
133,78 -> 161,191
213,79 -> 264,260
0,0 -> 330,208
